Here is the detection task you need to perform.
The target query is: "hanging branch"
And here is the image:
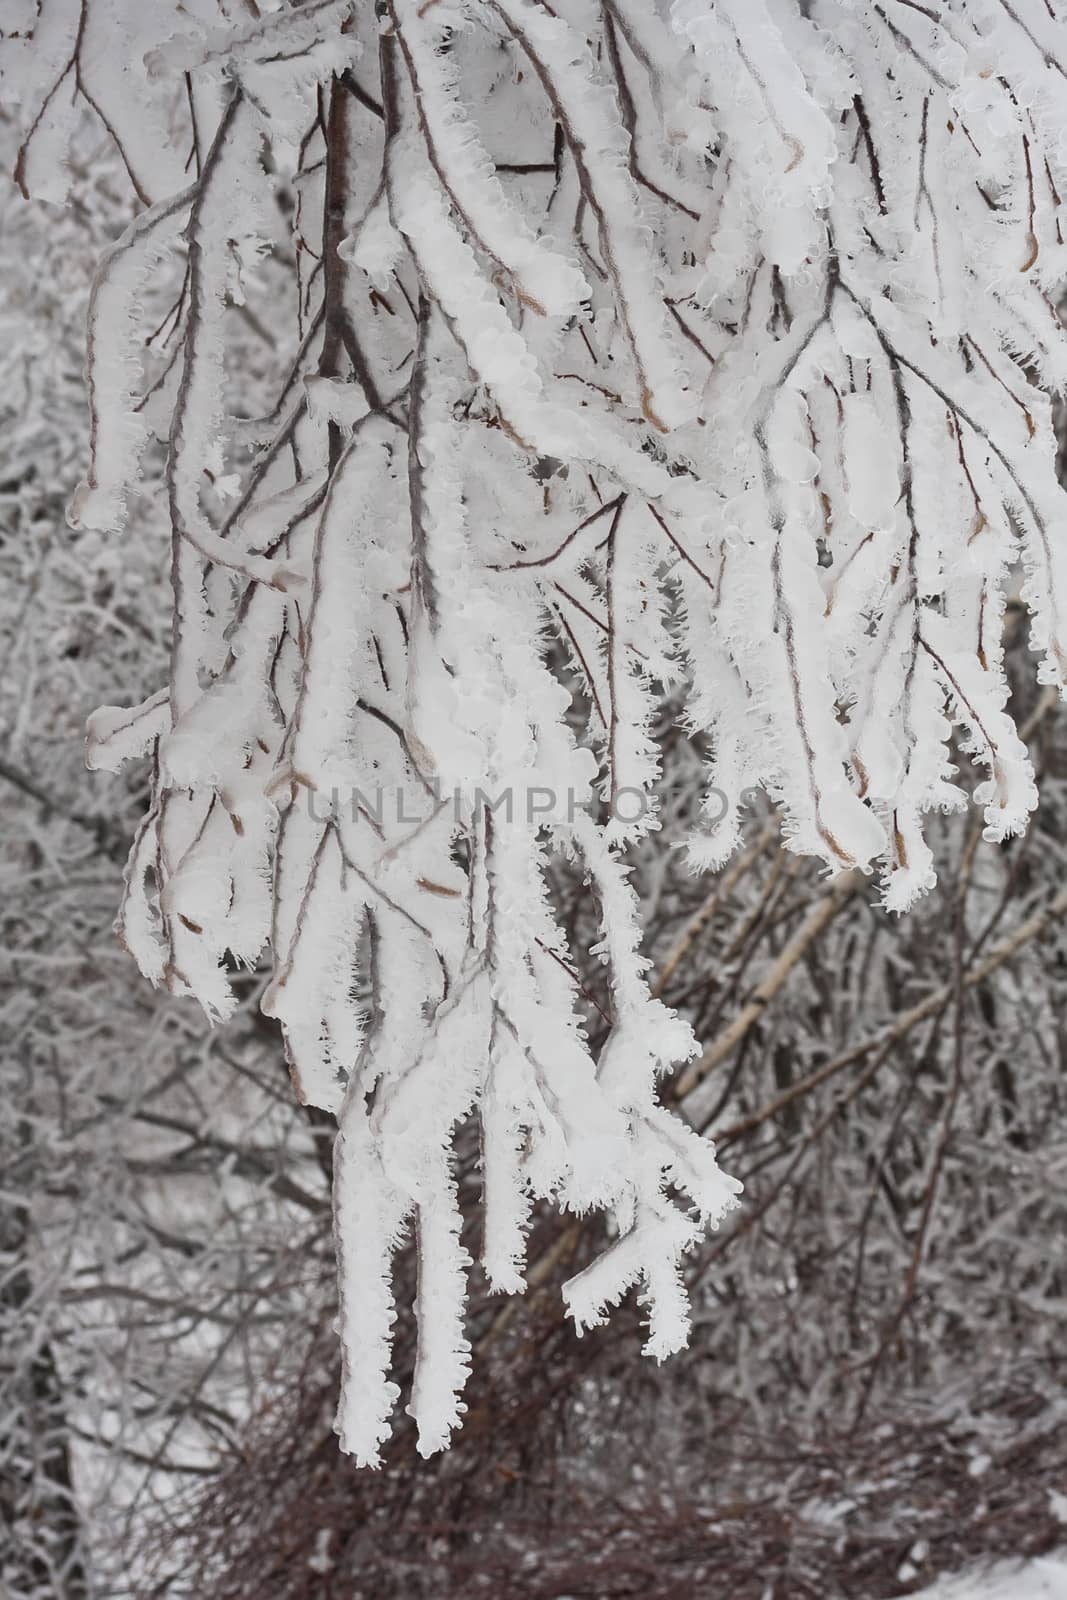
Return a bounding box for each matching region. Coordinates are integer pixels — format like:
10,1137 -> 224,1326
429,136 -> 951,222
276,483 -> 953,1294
10,0 -> 1067,1463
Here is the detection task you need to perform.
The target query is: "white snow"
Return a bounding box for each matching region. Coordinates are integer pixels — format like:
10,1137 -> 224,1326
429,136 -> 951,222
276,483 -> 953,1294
14,0 -> 1067,1463
913,1554 -> 1067,1600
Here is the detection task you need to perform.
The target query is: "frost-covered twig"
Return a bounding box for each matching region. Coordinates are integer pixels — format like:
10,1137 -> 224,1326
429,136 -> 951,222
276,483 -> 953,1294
11,0 -> 1067,1465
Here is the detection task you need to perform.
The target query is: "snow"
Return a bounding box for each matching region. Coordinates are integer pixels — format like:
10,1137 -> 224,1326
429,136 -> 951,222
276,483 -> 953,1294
913,1554 -> 1067,1600
10,0 -> 1067,1466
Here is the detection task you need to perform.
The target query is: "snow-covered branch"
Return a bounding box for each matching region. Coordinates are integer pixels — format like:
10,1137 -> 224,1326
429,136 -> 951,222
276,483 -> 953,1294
8,0 -> 1067,1464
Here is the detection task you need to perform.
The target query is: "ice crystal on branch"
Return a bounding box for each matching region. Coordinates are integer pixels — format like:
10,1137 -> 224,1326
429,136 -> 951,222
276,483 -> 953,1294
7,0 -> 1067,1462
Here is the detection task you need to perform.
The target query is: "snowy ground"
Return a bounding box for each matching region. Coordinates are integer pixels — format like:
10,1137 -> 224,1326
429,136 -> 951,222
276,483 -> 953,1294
915,1555 -> 1067,1599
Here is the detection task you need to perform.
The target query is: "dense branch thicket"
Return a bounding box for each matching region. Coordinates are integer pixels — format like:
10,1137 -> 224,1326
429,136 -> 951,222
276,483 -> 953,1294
0,111 -> 327,1598
5,0 -> 1067,1516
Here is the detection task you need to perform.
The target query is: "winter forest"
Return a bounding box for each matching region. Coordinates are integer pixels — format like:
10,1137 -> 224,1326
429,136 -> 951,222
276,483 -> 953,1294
3,0 -> 1067,1595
